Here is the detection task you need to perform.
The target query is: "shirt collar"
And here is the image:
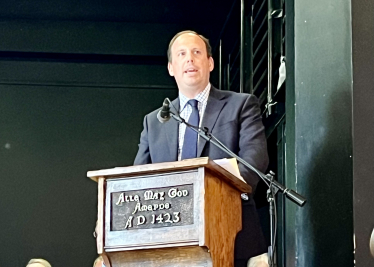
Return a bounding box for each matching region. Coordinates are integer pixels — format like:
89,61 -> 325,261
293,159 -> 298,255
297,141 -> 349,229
179,83 -> 211,111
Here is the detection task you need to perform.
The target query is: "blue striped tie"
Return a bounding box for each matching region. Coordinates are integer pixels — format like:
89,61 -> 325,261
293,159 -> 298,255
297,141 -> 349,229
181,99 -> 200,160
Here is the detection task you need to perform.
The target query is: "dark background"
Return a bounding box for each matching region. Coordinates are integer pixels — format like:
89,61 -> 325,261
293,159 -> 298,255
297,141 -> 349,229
0,1 -> 233,266
0,0 -> 372,266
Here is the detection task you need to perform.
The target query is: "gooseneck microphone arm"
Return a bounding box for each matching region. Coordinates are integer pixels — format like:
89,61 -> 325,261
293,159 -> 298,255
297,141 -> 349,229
169,112 -> 306,207
170,111 -> 306,267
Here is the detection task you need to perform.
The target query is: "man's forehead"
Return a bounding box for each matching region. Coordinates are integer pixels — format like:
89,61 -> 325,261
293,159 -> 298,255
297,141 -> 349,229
172,34 -> 205,50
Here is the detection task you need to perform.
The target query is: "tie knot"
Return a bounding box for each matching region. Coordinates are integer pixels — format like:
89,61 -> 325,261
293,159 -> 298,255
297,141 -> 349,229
188,99 -> 199,108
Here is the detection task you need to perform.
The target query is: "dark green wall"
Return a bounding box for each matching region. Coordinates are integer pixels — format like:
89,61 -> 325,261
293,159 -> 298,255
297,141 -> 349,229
0,20 -> 180,56
285,0 -> 353,266
352,0 -> 374,266
0,72 -> 177,267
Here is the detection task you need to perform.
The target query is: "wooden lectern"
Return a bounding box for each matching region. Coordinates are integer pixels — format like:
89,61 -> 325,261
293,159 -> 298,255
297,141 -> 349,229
87,157 -> 251,267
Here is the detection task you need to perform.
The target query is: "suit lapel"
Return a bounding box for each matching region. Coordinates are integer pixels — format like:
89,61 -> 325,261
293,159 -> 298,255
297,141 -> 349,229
164,98 -> 179,161
197,87 -> 227,157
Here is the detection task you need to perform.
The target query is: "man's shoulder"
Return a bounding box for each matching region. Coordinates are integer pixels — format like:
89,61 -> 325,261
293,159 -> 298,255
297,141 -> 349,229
143,109 -> 162,128
211,86 -> 257,102
146,108 -> 160,118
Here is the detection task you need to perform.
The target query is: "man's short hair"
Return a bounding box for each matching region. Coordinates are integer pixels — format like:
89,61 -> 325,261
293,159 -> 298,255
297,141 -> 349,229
167,30 -> 212,62
93,256 -> 103,267
27,259 -> 52,267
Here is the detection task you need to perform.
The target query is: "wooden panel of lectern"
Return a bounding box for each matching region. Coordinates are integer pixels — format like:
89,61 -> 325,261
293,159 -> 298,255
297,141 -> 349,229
87,157 -> 251,267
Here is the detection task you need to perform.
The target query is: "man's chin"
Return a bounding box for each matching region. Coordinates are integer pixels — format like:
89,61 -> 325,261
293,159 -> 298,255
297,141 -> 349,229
183,77 -> 205,87
185,82 -> 205,91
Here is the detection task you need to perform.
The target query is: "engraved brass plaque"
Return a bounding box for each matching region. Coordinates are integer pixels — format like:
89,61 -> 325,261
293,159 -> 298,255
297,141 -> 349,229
111,184 -> 193,231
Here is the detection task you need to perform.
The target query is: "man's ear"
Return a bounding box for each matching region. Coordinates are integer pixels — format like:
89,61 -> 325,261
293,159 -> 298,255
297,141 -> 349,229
167,62 -> 174,76
209,57 -> 214,72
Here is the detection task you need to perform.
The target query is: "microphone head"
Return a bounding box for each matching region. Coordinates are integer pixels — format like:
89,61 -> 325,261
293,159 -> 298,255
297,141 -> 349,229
157,109 -> 171,123
157,98 -> 171,123
160,99 -> 170,118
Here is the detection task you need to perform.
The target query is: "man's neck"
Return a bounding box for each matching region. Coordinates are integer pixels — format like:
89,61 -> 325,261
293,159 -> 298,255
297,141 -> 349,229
179,83 -> 210,99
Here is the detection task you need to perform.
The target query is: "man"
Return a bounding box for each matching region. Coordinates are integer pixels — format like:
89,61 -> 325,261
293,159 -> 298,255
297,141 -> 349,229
134,30 -> 268,267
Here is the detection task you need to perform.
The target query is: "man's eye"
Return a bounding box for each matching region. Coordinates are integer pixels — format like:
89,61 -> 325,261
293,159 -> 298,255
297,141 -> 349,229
194,51 -> 201,54
178,52 -> 185,56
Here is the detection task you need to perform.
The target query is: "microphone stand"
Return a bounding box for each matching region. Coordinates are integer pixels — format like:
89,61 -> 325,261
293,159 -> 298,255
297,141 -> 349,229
169,112 -> 306,267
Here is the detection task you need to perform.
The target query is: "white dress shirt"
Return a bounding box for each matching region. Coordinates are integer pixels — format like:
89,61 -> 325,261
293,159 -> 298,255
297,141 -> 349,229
177,83 -> 211,160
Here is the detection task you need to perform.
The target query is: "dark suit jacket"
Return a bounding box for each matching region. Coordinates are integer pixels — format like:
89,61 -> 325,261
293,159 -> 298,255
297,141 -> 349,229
134,86 -> 268,259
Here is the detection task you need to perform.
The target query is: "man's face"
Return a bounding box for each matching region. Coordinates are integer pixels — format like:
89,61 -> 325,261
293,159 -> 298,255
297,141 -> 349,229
168,33 -> 214,95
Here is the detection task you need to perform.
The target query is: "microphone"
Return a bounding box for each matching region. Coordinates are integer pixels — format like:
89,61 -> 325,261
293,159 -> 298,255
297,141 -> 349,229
157,98 -> 171,123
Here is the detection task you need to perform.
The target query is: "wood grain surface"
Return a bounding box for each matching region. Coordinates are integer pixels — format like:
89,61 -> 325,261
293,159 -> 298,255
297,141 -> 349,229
108,246 -> 213,267
90,159 -> 245,266
203,170 -> 242,267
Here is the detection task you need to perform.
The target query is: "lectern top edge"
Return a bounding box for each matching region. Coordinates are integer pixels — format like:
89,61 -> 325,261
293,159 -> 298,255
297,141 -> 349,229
87,157 -> 251,193
87,157 -> 210,179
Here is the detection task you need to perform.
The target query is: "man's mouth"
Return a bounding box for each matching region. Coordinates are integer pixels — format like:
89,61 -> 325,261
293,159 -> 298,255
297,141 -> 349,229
184,68 -> 198,73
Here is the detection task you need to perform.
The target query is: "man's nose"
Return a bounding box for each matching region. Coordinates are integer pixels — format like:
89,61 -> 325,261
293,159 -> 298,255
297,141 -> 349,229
186,52 -> 194,63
